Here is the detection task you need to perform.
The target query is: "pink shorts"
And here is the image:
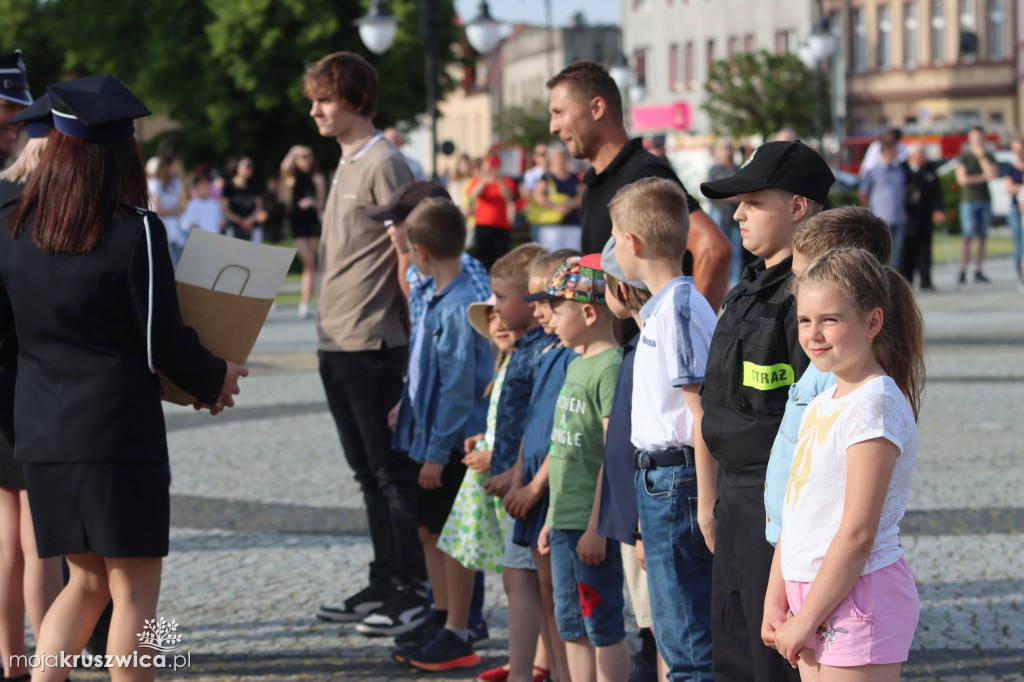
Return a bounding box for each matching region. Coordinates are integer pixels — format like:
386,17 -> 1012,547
785,557 -> 919,667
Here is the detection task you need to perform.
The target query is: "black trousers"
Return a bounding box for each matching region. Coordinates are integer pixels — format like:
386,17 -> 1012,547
319,346 -> 425,591
900,220 -> 934,287
470,224 -> 511,271
711,485 -> 800,682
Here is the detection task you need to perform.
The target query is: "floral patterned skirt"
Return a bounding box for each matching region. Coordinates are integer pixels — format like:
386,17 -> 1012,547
437,469 -> 507,573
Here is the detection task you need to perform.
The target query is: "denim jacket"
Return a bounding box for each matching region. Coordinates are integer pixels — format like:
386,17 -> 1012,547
489,325 -> 559,475
764,363 -> 835,546
394,272 -> 492,465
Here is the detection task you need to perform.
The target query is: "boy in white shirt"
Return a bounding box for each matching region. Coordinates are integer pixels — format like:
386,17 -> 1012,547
181,174 -> 225,235
607,177 -> 717,681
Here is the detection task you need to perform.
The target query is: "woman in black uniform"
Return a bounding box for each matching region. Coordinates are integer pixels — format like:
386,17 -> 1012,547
279,145 -> 324,318
0,74 -> 247,682
0,93 -> 63,682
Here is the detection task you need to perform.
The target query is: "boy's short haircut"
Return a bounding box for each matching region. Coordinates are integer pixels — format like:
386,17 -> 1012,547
528,249 -> 583,284
604,272 -> 652,313
405,197 -> 466,260
793,206 -> 894,265
301,51 -> 378,119
546,60 -> 623,124
608,177 -> 690,261
491,243 -> 546,291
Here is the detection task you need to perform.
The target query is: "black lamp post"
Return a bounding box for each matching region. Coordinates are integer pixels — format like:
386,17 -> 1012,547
806,0 -> 836,148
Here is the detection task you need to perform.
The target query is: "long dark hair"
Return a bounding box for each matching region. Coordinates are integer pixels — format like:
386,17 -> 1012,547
9,133 -> 149,254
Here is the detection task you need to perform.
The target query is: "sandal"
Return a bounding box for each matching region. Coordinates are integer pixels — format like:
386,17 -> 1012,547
532,665 -> 551,682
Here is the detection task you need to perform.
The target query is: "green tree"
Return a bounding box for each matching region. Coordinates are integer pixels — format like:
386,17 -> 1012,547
1,0 -> 462,177
702,50 -> 823,140
493,98 -> 554,151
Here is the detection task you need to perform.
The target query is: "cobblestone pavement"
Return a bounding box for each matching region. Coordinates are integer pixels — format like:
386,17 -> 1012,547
69,255 -> 1023,680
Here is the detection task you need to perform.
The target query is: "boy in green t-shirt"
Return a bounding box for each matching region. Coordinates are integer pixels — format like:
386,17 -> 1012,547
537,255 -> 628,682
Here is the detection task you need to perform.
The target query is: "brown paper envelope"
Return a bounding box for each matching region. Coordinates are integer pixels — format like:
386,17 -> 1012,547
158,281 -> 274,405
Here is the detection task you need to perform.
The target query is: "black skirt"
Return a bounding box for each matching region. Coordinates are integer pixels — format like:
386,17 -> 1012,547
22,461 -> 170,558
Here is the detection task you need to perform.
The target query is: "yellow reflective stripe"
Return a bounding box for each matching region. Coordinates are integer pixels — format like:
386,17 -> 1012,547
742,361 -> 795,390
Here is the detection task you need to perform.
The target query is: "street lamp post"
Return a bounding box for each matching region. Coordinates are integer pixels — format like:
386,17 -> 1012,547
805,0 -> 836,150
356,0 -> 502,181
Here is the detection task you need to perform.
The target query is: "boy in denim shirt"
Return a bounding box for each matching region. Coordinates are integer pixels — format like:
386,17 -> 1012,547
399,198 -> 493,669
763,206 -> 893,547
608,178 -> 718,681
538,256 -> 628,682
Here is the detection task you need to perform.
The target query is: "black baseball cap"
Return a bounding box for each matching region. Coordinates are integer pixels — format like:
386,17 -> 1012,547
9,93 -> 53,139
48,74 -> 150,141
700,140 -> 835,205
366,180 -> 451,222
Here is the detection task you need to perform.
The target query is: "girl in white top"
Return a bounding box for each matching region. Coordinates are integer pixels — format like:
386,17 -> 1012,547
761,247 -> 925,680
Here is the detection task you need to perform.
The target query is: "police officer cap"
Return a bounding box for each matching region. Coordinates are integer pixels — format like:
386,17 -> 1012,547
700,140 -> 835,205
9,93 -> 53,139
0,50 -> 32,107
48,74 -> 151,141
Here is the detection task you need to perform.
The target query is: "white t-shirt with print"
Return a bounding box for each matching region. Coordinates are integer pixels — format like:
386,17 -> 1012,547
780,375 -> 917,583
630,276 -> 717,451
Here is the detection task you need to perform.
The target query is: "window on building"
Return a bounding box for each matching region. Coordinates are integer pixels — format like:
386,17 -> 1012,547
930,0 -> 945,63
775,30 -> 789,55
633,47 -> 648,92
904,2 -> 918,68
727,36 -> 738,63
706,39 -> 716,75
670,43 -> 680,92
878,5 -> 893,69
958,0 -> 979,62
987,0 -> 1004,59
685,41 -> 695,88
852,8 -> 867,71
744,34 -> 755,52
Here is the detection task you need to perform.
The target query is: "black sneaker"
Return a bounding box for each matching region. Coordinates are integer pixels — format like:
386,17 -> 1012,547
406,628 -> 481,672
628,647 -> 658,682
470,619 -> 490,649
974,271 -> 991,283
392,618 -> 442,663
316,584 -> 387,622
355,584 -> 429,636
394,609 -> 442,646
958,271 -> 967,285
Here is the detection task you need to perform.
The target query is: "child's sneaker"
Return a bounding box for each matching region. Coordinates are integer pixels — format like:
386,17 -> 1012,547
392,618 -> 442,663
315,585 -> 387,622
406,628 -> 481,671
355,583 -> 429,636
470,619 -> 490,649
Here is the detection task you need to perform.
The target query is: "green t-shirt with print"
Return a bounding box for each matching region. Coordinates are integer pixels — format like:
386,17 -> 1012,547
547,346 -> 623,530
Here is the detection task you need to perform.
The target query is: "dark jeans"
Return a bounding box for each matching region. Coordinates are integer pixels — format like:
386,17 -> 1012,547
470,224 -> 511,271
319,346 -> 425,591
711,485 -> 799,682
900,220 -> 935,287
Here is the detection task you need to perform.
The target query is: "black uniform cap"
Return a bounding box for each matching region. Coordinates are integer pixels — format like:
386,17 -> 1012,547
0,51 -> 32,107
9,93 -> 53,139
47,74 -> 150,141
700,140 -> 835,205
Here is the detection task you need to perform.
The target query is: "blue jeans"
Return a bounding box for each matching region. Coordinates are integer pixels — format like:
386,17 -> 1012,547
1010,205 -> 1024,282
888,221 -> 906,269
635,464 -> 713,681
960,200 -> 992,239
548,528 -> 626,647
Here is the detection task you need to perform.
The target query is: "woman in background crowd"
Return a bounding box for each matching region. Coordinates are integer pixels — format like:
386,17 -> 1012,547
280,145 -> 325,318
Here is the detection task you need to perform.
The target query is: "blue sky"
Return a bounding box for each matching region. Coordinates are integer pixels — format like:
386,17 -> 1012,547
454,0 -> 621,28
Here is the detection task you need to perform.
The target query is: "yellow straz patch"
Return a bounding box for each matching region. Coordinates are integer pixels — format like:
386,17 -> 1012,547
742,361 -> 795,390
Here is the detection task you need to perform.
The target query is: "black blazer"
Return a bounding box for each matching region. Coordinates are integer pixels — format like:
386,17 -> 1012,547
0,206 -> 225,464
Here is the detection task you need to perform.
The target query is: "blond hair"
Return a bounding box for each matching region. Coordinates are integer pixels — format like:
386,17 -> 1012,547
491,243 -> 546,291
608,177 -> 689,261
405,198 -> 466,260
0,137 -> 48,185
793,247 -> 925,419
793,206 -> 894,264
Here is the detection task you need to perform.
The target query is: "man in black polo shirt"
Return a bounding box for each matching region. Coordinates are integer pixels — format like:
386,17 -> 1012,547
546,60 -> 732,310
